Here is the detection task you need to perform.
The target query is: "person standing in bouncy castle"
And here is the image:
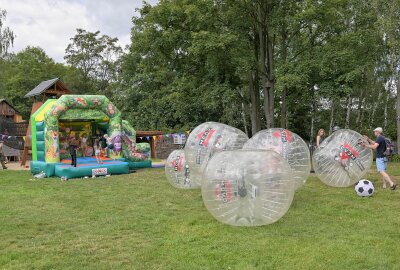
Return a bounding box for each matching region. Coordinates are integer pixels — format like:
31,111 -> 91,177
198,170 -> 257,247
69,138 -> 79,167
103,134 -> 114,158
94,139 -> 103,164
362,127 -> 397,190
80,133 -> 88,157
99,133 -> 107,158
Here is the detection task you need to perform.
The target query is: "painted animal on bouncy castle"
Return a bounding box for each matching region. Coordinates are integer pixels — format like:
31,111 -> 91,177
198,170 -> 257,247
45,130 -> 59,160
111,135 -> 123,157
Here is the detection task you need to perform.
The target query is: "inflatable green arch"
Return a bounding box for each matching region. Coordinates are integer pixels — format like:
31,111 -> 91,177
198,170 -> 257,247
44,95 -> 122,163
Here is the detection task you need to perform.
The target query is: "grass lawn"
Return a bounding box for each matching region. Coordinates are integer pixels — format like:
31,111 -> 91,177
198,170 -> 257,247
0,164 -> 399,270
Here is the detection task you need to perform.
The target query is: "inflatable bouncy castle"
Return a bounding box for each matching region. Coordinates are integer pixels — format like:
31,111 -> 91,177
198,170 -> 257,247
30,95 -> 151,178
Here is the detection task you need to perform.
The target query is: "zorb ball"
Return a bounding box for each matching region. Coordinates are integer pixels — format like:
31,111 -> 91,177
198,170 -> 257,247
243,129 -> 311,189
185,122 -> 248,185
312,129 -> 373,187
165,150 -> 198,189
202,150 -> 295,226
355,179 -> 374,197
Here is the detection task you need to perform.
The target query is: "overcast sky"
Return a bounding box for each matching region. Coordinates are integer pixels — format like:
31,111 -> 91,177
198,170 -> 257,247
0,0 -> 158,63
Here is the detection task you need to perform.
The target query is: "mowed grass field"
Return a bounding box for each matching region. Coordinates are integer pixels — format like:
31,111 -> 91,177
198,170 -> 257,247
1,164 -> 399,270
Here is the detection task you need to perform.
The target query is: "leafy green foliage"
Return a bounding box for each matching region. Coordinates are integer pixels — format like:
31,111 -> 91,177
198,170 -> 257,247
116,0 -> 398,140
0,47 -> 77,118
390,154 -> 400,163
64,29 -> 122,95
117,0 -> 245,131
0,2 -> 399,142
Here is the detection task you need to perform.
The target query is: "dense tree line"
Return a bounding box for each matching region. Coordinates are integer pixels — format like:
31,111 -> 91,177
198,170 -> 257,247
117,0 -> 400,144
1,1 -> 400,145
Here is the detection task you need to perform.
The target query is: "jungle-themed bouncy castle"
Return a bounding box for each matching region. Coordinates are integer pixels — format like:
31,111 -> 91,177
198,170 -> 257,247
30,95 -> 151,178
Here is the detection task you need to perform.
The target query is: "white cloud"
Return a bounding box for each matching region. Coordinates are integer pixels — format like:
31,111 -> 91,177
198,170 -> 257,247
0,0 -> 158,62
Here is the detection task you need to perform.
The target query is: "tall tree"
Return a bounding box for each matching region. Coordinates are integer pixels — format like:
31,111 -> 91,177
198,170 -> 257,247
64,29 -> 122,95
0,9 -> 15,57
118,0 -> 246,130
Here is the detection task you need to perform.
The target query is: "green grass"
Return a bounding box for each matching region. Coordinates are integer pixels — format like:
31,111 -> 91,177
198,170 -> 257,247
1,164 -> 399,270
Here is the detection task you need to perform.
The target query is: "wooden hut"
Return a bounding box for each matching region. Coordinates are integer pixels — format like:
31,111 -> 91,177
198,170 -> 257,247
0,99 -> 23,122
0,99 -> 27,161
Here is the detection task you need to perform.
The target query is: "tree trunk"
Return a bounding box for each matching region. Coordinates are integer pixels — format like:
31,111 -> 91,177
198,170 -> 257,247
310,88 -> 316,144
329,99 -> 335,134
310,112 -> 315,145
254,70 -> 261,131
345,94 -> 352,129
360,96 -> 366,126
384,90 -> 389,132
370,90 -> 382,129
266,33 -> 275,128
258,5 -> 269,129
397,77 -> 400,153
280,9 -> 288,129
258,2 -> 275,129
356,88 -> 365,127
241,102 -> 249,136
249,70 -> 261,135
281,86 -> 287,128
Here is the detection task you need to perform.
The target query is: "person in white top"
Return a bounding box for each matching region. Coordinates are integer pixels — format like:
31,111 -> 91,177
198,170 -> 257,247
103,134 -> 115,157
93,139 -> 103,164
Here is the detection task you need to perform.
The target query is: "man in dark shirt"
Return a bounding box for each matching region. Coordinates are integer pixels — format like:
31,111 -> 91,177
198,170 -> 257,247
69,138 -> 78,167
363,127 -> 397,190
98,134 -> 107,157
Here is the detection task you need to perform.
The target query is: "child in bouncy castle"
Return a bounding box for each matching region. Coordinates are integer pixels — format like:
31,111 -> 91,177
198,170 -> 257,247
80,133 -> 88,157
98,133 -> 107,158
94,139 -> 103,164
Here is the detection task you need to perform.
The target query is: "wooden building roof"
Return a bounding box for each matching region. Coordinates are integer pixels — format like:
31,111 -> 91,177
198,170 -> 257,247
24,78 -> 71,98
0,99 -> 21,116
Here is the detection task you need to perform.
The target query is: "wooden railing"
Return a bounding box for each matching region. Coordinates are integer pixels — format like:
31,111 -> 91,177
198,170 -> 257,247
0,117 -> 29,136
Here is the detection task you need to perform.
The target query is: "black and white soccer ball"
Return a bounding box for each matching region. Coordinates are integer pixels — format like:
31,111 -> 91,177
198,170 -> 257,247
355,179 -> 374,197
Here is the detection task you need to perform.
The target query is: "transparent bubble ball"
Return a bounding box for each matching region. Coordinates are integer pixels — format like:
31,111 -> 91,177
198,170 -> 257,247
202,150 -> 295,226
165,150 -> 199,189
185,122 -> 249,186
243,128 -> 311,189
312,129 -> 373,187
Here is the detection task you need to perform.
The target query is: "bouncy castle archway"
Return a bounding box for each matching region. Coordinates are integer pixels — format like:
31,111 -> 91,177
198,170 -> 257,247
44,95 -> 122,163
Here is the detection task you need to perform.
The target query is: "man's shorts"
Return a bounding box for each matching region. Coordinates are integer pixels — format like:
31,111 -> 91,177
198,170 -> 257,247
376,157 -> 387,172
